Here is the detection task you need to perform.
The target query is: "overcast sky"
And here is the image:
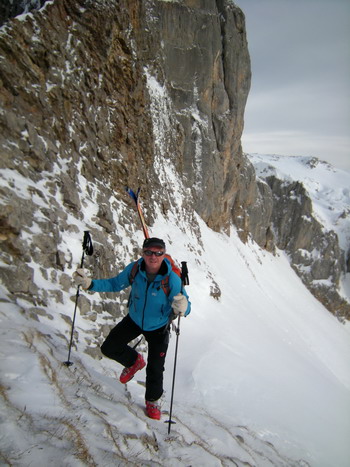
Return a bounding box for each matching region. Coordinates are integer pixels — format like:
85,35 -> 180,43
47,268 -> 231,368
234,0 -> 350,172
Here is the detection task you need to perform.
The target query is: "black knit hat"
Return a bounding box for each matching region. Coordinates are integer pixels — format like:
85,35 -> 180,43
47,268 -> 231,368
143,237 -> 166,249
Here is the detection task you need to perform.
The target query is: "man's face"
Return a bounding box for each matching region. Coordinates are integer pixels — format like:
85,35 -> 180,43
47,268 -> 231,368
142,246 -> 165,274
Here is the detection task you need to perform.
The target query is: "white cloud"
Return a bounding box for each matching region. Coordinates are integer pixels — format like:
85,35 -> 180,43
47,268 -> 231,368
236,0 -> 350,172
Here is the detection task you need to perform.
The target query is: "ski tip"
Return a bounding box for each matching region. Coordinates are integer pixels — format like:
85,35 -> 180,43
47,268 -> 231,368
125,187 -> 138,202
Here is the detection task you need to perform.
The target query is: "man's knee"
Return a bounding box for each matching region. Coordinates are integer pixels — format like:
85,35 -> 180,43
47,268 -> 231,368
100,340 -> 114,358
101,337 -> 138,368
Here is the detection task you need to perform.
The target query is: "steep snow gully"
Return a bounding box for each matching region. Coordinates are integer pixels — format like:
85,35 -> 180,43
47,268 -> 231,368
1,198 -> 350,466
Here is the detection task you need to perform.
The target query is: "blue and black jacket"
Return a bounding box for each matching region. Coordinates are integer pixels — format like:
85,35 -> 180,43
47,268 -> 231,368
89,257 -> 191,331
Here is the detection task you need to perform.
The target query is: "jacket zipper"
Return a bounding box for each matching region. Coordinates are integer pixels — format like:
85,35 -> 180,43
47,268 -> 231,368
141,281 -> 151,331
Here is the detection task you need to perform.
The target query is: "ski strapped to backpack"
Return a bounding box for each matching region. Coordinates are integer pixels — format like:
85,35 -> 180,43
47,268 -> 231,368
126,186 -> 189,293
125,187 -> 150,239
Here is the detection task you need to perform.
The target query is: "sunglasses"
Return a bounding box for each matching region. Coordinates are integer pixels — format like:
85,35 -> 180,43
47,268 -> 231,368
143,250 -> 165,257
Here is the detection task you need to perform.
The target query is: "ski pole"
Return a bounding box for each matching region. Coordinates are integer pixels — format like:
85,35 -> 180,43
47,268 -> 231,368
64,231 -> 93,366
166,261 -> 189,434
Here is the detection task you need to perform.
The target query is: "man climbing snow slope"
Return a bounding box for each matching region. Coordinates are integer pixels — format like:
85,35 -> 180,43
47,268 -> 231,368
73,237 -> 191,420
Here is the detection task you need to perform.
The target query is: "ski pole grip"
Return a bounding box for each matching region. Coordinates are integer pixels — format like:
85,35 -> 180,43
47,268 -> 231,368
181,261 -> 189,286
82,231 -> 93,256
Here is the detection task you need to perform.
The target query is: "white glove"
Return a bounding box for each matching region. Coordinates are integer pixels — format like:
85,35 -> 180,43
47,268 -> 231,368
72,268 -> 92,289
172,293 -> 188,316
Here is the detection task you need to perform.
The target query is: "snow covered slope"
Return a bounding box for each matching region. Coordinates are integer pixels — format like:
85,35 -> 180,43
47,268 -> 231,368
1,204 -> 349,466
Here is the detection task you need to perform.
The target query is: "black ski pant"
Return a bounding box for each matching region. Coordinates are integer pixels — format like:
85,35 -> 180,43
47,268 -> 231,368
101,314 -> 169,402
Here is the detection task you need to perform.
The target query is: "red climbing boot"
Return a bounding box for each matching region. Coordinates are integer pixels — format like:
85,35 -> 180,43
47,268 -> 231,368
145,400 -> 161,420
119,353 -> 146,384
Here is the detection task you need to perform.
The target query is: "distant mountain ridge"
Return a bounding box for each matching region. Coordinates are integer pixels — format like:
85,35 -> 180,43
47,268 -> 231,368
248,153 -> 350,320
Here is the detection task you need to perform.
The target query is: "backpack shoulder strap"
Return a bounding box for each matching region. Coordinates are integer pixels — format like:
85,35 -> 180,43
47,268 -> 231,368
160,276 -> 170,297
129,261 -> 139,285
165,254 -> 181,277
160,256 -> 182,297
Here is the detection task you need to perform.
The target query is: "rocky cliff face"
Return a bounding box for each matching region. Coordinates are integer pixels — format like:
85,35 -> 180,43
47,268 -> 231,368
267,177 -> 348,318
0,0 -> 48,27
0,0 -> 348,321
151,0 -> 251,231
249,154 -> 350,321
0,0 -> 255,327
